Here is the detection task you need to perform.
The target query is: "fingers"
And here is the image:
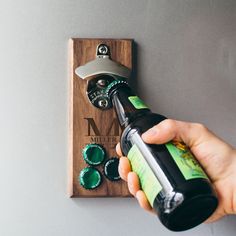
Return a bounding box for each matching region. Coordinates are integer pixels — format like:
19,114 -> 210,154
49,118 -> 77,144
117,142 -> 152,211
116,143 -> 122,156
127,173 -> 155,214
118,156 -> 131,181
127,172 -> 140,195
136,190 -> 156,214
118,155 -> 155,214
117,143 -> 131,181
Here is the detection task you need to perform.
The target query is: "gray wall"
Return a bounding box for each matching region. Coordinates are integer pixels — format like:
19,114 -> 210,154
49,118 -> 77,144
0,0 -> 236,235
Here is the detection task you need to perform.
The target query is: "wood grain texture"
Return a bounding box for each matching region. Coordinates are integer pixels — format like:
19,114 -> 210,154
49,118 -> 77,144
69,38 -> 133,197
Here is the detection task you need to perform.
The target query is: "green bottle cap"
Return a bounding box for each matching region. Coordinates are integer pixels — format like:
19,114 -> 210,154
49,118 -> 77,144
105,79 -> 128,97
82,144 -> 106,166
103,157 -> 121,181
79,167 -> 102,190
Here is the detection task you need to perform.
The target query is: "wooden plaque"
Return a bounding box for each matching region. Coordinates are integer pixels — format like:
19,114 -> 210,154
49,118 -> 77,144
69,38 -> 133,197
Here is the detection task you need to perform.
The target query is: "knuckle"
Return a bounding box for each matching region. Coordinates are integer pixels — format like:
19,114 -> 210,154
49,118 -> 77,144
192,122 -> 208,132
162,119 -> 177,132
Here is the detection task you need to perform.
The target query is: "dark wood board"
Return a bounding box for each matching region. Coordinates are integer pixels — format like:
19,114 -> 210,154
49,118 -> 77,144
69,38 -> 133,197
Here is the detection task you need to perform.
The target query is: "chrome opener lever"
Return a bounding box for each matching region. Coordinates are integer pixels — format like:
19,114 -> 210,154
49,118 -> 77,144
75,44 -> 131,110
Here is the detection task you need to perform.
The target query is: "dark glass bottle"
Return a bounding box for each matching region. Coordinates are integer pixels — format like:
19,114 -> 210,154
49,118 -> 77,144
106,80 -> 218,231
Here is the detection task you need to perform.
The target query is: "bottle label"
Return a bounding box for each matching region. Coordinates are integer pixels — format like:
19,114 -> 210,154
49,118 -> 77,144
128,96 -> 149,109
165,142 -> 208,180
127,144 -> 162,207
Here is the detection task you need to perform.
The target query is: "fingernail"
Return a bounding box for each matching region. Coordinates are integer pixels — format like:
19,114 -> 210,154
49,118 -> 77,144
142,128 -> 157,139
135,190 -> 140,199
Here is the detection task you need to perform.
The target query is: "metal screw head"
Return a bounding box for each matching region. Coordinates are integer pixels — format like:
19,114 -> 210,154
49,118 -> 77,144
96,79 -> 107,87
98,99 -> 109,109
98,44 -> 109,55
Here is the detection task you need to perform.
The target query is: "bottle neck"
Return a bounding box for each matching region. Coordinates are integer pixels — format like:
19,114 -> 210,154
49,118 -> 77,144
110,84 -> 151,127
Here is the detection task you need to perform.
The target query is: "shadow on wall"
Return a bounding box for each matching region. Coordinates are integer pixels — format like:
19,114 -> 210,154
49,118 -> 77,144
208,215 -> 236,235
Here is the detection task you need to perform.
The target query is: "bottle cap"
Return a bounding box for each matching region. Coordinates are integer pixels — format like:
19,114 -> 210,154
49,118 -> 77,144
103,157 -> 121,181
105,79 -> 128,98
82,143 -> 106,166
79,167 -> 102,190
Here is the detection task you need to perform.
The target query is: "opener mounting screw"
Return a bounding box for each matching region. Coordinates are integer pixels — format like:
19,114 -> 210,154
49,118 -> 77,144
98,44 -> 109,55
97,79 -> 107,87
98,99 -> 109,109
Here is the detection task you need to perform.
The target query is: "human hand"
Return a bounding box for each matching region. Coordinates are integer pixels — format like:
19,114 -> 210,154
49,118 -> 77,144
117,119 -> 236,222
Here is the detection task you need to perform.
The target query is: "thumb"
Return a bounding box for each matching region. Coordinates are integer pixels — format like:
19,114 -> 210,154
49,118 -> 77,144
141,119 -> 212,148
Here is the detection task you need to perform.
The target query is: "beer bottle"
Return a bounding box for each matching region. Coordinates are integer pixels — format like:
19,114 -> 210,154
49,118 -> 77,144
106,79 -> 218,231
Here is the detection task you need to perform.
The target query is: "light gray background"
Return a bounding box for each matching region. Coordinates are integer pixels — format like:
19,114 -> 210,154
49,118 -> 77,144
0,0 -> 235,235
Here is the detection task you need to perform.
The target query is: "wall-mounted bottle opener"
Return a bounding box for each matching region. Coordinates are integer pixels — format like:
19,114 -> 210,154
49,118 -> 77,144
75,43 -> 131,110
69,38 -> 133,198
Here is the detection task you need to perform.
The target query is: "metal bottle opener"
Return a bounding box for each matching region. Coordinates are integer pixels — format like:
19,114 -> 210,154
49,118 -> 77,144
75,44 -> 131,110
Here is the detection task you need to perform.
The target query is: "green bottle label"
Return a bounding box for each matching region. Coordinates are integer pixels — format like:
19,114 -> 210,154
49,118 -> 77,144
127,144 -> 162,207
128,96 -> 148,109
165,142 -> 208,180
